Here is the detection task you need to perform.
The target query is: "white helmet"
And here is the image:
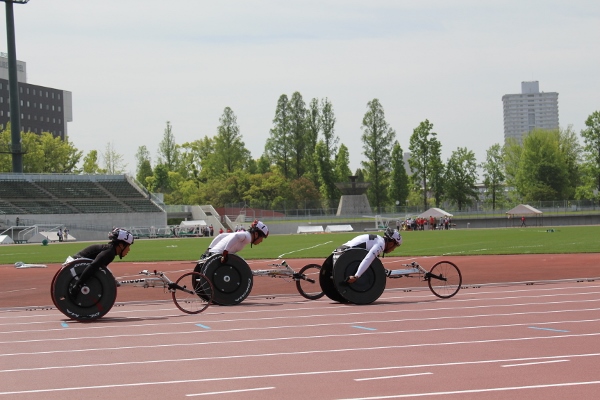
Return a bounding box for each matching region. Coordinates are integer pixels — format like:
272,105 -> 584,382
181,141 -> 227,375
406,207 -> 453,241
109,228 -> 134,245
384,228 -> 402,245
252,220 -> 269,238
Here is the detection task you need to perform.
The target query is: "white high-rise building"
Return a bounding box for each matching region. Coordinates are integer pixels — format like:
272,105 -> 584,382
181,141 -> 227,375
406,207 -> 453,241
502,81 -> 559,142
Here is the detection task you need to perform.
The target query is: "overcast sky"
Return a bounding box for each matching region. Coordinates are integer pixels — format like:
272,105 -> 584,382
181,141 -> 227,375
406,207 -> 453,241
2,0 -> 599,176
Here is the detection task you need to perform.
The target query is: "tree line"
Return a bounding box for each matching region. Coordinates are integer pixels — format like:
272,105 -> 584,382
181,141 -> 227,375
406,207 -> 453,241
1,95 -> 599,212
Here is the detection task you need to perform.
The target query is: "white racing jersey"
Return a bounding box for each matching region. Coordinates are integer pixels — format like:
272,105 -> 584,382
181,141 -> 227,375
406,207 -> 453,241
341,234 -> 385,278
209,231 -> 252,255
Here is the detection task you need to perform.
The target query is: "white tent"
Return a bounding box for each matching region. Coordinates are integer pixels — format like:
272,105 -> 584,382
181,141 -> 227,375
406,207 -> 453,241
179,220 -> 207,228
0,235 -> 14,245
417,208 -> 453,219
506,204 -> 543,227
506,204 -> 543,215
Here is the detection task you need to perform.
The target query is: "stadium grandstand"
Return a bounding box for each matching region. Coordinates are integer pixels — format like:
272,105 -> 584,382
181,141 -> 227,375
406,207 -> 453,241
0,173 -> 167,243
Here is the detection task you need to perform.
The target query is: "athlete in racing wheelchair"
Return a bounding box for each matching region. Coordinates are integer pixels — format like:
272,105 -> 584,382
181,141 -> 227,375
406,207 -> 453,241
319,227 -> 402,305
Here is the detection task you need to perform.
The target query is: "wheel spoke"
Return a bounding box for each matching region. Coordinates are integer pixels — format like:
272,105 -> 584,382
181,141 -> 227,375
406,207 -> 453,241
427,261 -> 462,299
172,272 -> 213,314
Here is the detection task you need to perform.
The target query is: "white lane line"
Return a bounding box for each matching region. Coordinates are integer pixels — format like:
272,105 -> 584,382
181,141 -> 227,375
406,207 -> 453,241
355,372 -> 432,381
338,380 -> 600,399
502,359 -> 569,367
4,300 -> 600,339
2,335 -> 600,373
2,285 -> 600,323
2,316 -> 598,355
186,387 -> 274,396
0,288 -> 37,295
2,363 -> 600,396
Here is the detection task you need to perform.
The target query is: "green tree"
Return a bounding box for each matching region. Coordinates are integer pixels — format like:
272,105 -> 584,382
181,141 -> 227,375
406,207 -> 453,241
265,94 -> 292,179
214,107 -> 251,175
315,140 -> 336,208
511,128 -> 570,201
388,141 -> 409,209
574,159 -> 600,201
311,98 -> 341,208
289,176 -> 320,209
408,119 -> 442,209
360,99 -> 396,210
157,121 -> 180,171
179,137 -> 213,182
428,140 -> 445,207
580,110 -> 600,201
82,150 -> 103,174
289,91 -> 307,178
444,147 -> 478,211
256,154 -> 272,174
0,128 -> 81,173
334,143 -> 352,184
38,133 -> 82,173
481,143 -> 505,210
135,145 -> 153,185
146,163 -> 170,193
305,98 -> 321,184
558,125 -> 582,200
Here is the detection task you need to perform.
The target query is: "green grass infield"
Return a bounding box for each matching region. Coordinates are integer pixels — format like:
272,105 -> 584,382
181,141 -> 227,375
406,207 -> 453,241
0,225 -> 598,265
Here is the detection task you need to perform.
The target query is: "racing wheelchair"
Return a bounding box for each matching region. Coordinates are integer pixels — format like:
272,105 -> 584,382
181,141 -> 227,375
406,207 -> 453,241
51,258 -> 213,322
193,254 -> 323,305
319,248 -> 462,305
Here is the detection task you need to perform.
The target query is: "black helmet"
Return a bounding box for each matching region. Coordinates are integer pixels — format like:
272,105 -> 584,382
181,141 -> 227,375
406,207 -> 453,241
108,228 -> 134,245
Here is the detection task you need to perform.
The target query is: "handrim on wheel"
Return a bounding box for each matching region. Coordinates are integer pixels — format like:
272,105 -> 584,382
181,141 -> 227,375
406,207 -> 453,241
296,264 -> 324,300
172,272 -> 213,314
53,261 -> 117,322
202,254 -> 253,305
319,254 -> 349,303
427,260 -> 462,299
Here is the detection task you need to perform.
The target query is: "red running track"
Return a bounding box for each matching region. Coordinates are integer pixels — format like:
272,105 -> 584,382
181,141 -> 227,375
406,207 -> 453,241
1,254 -> 599,399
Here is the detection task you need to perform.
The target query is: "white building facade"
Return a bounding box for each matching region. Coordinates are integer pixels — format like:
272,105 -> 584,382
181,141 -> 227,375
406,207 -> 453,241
502,81 -> 559,142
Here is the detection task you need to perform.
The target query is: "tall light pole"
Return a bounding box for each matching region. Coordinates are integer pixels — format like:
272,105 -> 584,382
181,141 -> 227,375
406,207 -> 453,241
2,0 -> 29,173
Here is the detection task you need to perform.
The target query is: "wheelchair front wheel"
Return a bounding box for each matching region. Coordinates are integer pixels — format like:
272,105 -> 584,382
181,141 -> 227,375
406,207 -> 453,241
296,264 -> 324,300
427,261 -> 462,299
172,272 -> 213,314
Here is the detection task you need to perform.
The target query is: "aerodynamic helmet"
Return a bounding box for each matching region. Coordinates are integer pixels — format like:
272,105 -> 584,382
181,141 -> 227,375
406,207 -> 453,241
384,227 -> 402,246
251,220 -> 269,238
108,228 -> 134,245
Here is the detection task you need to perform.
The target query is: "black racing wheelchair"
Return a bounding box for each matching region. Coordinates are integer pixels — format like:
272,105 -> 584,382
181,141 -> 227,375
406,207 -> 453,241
51,258 -> 214,322
193,254 -> 323,305
319,248 -> 462,305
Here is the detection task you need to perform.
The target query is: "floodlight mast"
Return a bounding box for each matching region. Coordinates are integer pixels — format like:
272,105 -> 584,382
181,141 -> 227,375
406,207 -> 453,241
2,0 -> 30,173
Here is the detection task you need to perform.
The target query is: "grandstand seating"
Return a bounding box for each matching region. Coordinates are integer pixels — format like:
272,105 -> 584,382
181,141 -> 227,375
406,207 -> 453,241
123,199 -> 163,213
0,181 -> 47,199
10,200 -> 73,214
67,200 -> 130,213
0,200 -> 24,214
0,174 -> 162,215
35,180 -> 110,198
100,180 -> 145,198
